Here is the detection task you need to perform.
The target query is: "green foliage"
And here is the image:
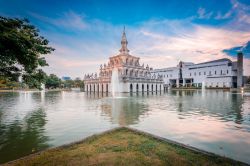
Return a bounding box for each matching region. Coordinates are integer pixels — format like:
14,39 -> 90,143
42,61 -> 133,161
73,77 -> 84,88
62,78 -> 84,88
0,16 -> 54,89
63,79 -> 74,88
0,76 -> 21,89
23,69 -> 47,89
45,74 -> 62,89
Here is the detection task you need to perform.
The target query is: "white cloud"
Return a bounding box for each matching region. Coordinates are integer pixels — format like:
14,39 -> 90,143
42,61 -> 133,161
215,10 -> 232,20
32,6 -> 250,78
197,7 -> 213,19
227,0 -> 250,27
29,11 -> 88,31
128,19 -> 250,74
56,11 -> 88,30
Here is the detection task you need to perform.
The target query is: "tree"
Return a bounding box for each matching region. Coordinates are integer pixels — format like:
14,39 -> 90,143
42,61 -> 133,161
0,16 -> 54,89
73,77 -> 84,88
45,74 -> 61,89
63,79 -> 74,89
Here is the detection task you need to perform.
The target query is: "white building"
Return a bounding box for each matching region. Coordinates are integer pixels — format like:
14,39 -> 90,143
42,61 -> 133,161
152,53 -> 244,89
84,28 -> 163,93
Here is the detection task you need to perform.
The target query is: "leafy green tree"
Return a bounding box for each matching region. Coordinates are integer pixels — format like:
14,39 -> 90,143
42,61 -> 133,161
0,76 -> 21,89
0,16 -> 54,89
45,74 -> 61,89
73,77 -> 84,88
63,79 -> 74,88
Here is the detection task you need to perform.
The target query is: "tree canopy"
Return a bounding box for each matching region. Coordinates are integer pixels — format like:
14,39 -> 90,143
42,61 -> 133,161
0,16 -> 54,89
45,74 -> 61,89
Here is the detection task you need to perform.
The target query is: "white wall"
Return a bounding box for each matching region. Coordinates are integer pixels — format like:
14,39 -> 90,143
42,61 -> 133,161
154,60 -> 235,88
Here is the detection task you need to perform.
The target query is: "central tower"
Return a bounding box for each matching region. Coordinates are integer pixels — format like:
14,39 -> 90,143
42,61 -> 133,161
119,27 -> 129,55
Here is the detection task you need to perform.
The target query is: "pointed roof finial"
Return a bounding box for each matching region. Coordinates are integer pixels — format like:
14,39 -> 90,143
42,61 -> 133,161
119,26 -> 129,54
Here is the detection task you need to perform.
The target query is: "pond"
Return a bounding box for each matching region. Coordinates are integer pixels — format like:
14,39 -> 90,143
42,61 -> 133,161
0,90 -> 249,164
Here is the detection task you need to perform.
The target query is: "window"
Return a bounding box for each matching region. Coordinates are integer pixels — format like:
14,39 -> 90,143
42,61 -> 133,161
167,75 -> 168,78
190,73 -> 191,76
221,70 -> 222,75
194,72 -> 196,76
204,72 -> 206,75
199,72 -> 201,76
227,70 -> 229,74
215,71 -> 216,75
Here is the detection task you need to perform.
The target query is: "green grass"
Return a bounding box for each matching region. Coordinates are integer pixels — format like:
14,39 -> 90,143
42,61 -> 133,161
5,127 -> 244,166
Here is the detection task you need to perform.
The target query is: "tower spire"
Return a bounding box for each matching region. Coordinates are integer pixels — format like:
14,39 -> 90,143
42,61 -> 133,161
119,26 -> 129,54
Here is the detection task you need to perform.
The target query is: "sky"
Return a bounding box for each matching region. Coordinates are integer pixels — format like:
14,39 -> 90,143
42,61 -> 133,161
1,0 -> 250,78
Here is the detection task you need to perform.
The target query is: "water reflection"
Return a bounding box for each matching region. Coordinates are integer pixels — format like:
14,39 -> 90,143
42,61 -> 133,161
0,107 -> 49,163
167,90 -> 245,125
101,96 -> 149,125
0,90 -> 250,164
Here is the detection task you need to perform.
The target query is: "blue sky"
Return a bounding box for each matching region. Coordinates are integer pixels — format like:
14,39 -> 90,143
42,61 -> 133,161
1,0 -> 250,77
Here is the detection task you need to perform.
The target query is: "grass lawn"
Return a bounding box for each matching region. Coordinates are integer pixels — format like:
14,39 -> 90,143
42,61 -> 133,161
5,127 -> 244,166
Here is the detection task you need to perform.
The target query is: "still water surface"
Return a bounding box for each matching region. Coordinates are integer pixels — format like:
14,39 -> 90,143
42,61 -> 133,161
0,90 -> 250,164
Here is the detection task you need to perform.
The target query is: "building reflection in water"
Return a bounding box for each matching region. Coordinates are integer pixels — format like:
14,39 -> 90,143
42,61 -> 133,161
167,90 -> 245,125
99,94 -> 150,126
85,90 -> 247,128
0,90 -> 249,163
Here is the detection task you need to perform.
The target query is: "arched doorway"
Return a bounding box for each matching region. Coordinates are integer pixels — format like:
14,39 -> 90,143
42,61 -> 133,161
101,84 -> 104,93
156,84 -> 157,91
130,84 -> 133,92
97,84 -> 99,92
151,84 -> 153,92
136,84 -> 139,92
106,84 -> 108,92
94,84 -> 95,92
142,84 -> 144,92
147,84 -> 149,92
90,84 -> 92,92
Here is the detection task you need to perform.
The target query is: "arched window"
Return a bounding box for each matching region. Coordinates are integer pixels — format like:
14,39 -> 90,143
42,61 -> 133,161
136,84 -> 139,92
130,70 -> 133,76
130,84 -> 133,92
